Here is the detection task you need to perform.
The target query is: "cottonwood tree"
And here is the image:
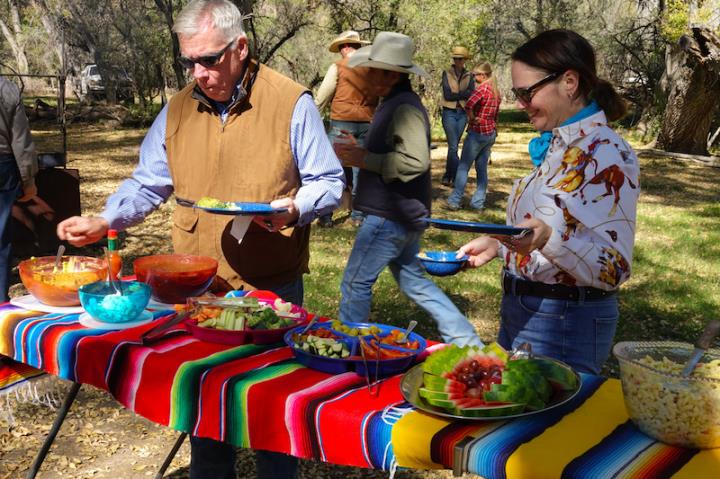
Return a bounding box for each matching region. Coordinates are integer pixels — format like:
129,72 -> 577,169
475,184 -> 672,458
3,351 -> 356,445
657,26 -> 720,154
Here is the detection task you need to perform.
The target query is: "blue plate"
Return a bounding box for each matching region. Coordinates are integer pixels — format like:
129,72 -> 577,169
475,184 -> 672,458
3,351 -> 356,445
194,202 -> 288,216
426,218 -> 530,236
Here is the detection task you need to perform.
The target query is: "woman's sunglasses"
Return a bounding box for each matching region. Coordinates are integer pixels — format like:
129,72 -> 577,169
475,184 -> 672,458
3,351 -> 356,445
178,39 -> 236,70
511,72 -> 560,104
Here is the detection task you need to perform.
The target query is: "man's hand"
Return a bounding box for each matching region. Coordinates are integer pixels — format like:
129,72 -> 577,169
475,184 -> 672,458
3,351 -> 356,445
252,197 -> 300,232
457,236 -> 500,268
57,216 -> 110,246
334,143 -> 367,168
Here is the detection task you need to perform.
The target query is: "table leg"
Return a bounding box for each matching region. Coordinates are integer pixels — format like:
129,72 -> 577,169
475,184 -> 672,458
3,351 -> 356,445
26,381 -> 82,479
154,432 -> 187,479
452,435 -> 476,477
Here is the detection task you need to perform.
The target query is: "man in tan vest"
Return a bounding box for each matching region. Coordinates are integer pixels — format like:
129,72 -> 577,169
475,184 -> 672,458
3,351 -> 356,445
440,45 -> 474,187
57,1 -> 344,477
315,30 -> 378,227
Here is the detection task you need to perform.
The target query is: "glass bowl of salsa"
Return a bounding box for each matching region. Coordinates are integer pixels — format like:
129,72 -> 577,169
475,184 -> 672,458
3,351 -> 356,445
133,254 -> 218,304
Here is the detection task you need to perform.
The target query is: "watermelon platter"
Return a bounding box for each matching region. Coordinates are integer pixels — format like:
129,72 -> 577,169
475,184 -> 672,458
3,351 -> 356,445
399,343 -> 582,420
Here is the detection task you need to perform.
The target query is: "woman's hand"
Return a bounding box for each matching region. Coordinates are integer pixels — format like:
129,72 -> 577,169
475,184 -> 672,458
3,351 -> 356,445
504,217 -> 552,255
457,236 -> 500,268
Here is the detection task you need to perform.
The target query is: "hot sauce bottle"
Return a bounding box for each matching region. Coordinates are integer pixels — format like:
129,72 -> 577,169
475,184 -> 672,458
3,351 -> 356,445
107,229 -> 123,280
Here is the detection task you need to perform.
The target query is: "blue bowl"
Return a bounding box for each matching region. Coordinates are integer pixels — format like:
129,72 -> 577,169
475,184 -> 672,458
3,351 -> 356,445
79,280 -> 151,323
416,251 -> 468,277
284,322 -> 427,378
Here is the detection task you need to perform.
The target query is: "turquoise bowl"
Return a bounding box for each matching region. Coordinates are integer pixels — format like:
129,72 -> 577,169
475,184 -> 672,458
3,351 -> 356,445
79,280 -> 151,323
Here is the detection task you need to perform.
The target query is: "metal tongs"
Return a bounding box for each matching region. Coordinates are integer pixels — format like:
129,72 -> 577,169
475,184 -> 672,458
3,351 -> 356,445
141,311 -> 190,343
509,342 -> 533,360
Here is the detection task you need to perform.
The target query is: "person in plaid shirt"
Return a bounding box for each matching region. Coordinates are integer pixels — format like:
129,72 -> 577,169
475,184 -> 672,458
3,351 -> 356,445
447,63 -> 501,211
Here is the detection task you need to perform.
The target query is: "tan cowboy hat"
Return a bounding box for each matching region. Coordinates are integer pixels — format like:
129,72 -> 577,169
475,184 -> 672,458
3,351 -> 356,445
347,31 -> 428,77
328,30 -> 369,53
451,46 -> 470,59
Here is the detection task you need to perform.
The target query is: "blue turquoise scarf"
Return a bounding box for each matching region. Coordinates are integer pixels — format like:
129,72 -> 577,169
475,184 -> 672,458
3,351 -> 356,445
528,100 -> 601,167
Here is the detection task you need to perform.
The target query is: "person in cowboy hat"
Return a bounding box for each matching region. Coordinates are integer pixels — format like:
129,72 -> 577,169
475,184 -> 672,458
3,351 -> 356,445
315,30 -> 377,228
440,45 -> 474,187
333,32 -> 483,348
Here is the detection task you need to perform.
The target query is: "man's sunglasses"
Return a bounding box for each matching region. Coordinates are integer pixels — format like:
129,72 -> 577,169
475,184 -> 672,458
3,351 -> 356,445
511,72 -> 560,104
178,39 -> 236,70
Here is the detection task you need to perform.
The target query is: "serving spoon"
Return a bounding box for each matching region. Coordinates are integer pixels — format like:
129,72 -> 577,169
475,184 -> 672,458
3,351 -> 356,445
681,320 -> 720,377
52,244 -> 65,273
103,247 -> 123,296
395,320 -> 418,344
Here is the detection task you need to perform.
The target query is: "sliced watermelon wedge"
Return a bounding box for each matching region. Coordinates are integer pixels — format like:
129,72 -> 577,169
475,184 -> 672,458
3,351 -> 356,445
423,373 -> 448,391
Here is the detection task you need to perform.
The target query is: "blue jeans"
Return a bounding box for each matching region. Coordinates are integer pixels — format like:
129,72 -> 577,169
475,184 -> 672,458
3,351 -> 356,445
499,288 -> 619,374
326,120 -> 370,221
0,155 -> 20,302
441,108 -> 467,182
189,278 -> 303,479
339,215 -> 483,347
448,130 -> 496,209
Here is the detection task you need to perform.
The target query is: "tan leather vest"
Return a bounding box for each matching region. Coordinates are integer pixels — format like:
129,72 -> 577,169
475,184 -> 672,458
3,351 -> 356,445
165,62 -> 311,291
330,57 -> 378,122
440,67 -> 472,109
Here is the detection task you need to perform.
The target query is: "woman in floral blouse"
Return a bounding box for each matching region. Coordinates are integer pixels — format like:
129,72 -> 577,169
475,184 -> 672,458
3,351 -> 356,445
458,29 -> 640,374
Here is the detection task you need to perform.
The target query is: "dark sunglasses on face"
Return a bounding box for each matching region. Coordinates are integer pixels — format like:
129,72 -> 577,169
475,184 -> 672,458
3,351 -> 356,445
178,39 -> 236,70
511,71 -> 560,104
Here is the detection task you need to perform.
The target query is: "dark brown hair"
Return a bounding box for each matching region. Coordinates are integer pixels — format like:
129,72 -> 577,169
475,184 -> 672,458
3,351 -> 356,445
511,29 -> 626,121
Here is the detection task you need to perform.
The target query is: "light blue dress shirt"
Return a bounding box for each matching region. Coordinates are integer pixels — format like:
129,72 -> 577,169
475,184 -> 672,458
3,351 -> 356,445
100,92 -> 345,229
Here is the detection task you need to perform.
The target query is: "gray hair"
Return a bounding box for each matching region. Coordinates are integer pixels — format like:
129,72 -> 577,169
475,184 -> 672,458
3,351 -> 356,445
173,0 -> 246,42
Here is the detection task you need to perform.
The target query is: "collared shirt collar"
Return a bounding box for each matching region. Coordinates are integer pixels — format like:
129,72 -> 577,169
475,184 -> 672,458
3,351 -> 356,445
553,109 -> 608,147
190,58 -> 258,116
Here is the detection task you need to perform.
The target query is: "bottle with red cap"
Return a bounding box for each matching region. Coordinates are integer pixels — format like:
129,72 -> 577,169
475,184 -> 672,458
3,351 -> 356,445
107,229 -> 123,280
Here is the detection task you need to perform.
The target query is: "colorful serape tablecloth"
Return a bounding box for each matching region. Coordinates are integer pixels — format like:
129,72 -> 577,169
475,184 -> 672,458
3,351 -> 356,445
1,297 -> 719,477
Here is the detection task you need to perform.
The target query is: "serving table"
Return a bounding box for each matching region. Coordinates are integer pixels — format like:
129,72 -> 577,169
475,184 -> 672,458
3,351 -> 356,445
1,301 -> 718,478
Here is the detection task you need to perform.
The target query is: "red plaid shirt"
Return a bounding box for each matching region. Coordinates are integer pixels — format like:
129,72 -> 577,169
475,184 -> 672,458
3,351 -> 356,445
465,83 -> 500,135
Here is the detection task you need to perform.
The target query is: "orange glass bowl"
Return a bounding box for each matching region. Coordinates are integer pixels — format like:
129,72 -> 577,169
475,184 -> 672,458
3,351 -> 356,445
18,256 -> 109,307
133,254 -> 218,304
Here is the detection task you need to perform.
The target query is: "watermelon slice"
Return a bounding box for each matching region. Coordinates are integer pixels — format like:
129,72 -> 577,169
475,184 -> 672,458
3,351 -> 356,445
422,344 -> 482,376
532,358 -> 578,391
504,360 -> 552,403
423,373 -> 448,391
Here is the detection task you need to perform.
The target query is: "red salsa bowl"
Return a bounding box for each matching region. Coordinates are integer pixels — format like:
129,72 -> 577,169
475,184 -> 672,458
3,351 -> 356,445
133,254 -> 218,304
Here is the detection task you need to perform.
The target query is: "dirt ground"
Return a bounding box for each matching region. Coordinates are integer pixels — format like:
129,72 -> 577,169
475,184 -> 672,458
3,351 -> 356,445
0,135 -> 470,479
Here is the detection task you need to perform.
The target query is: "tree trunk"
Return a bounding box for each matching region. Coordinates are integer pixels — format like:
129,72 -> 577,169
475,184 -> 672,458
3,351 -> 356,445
656,27 -> 720,155
153,0 -> 186,90
0,0 -> 29,73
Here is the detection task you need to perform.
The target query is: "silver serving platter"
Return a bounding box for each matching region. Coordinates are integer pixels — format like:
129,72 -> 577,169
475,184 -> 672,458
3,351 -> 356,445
399,356 -> 582,421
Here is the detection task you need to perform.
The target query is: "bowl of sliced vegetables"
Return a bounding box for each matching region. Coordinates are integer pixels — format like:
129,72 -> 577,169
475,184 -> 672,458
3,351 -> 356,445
184,296 -> 308,345
285,320 -> 426,378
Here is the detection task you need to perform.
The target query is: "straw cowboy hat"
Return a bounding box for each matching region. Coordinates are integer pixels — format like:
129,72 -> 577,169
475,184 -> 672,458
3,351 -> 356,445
451,46 -> 470,59
328,30 -> 369,53
347,31 -> 428,77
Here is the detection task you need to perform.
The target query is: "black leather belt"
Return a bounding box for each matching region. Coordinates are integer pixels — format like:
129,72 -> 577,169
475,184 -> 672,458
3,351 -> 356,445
502,270 -> 616,301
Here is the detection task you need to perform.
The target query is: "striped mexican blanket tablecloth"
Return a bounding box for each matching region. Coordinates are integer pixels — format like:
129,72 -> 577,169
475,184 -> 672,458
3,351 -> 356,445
392,374 -> 720,478
2,300 -> 719,477
0,301 -> 401,470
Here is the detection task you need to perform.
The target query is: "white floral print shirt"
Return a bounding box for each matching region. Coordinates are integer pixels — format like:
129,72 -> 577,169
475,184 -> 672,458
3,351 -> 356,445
503,110 -> 640,290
